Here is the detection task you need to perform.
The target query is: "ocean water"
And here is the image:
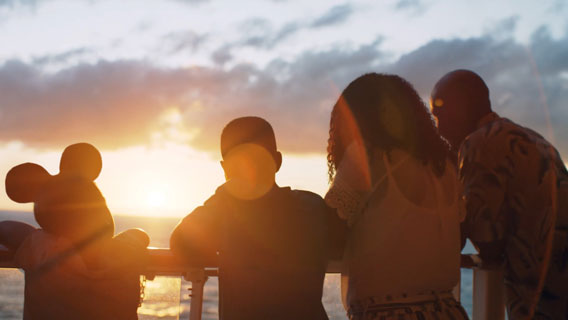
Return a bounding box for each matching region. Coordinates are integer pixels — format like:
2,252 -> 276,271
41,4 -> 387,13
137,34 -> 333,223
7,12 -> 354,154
0,211 -> 475,319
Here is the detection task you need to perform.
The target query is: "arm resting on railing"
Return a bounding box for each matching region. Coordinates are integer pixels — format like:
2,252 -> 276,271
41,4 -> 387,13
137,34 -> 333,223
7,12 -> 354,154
1,247 -> 504,320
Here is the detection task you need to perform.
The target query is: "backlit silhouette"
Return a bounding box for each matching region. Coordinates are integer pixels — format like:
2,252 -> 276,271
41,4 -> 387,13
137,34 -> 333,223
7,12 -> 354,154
0,143 -> 149,320
325,73 -> 468,320
431,69 -> 568,320
171,116 -> 332,320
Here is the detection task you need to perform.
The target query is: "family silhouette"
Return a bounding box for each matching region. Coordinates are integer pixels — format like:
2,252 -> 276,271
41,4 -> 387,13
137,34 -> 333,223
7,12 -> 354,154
0,70 -> 566,320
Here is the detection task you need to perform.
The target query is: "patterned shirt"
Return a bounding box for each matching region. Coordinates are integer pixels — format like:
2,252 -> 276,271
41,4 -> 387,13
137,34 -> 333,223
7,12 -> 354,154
459,112 -> 568,320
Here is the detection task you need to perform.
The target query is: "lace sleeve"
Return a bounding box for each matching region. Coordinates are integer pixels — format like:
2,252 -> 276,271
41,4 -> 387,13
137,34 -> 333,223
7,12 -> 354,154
324,175 -> 365,227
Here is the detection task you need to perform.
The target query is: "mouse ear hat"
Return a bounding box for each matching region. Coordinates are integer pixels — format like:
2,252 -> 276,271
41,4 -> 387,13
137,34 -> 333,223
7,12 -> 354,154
59,143 -> 102,181
5,163 -> 51,203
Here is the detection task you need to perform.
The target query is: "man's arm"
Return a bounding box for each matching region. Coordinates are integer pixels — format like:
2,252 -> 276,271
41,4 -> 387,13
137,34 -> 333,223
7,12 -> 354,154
459,136 -> 509,264
170,206 -> 221,265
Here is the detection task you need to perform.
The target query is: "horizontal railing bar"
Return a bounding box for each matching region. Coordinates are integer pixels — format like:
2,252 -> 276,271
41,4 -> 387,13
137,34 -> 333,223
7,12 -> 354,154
0,246 -> 491,274
1,245 -> 505,320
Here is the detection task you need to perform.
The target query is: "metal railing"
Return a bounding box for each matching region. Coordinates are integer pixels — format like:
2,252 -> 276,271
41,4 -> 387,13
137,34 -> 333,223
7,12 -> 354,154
0,247 -> 504,320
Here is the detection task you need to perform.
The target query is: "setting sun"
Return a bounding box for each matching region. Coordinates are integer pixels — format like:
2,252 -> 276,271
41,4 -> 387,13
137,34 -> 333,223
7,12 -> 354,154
145,190 -> 167,208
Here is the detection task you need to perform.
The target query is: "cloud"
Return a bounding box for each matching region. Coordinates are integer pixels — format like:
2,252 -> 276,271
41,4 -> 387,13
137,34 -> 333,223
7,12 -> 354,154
174,0 -> 208,3
483,16 -> 519,39
206,18 -> 303,59
211,45 -> 233,66
32,47 -> 93,66
0,0 -> 207,6
0,59 -> 190,149
236,18 -> 302,50
0,0 -> 41,6
0,40 -> 385,154
393,0 -> 429,16
162,30 -> 208,54
1,25 -> 567,159
311,3 -> 354,28
548,0 -> 566,12
385,27 -> 568,155
394,0 -> 423,10
529,26 -> 568,75
226,4 -> 357,53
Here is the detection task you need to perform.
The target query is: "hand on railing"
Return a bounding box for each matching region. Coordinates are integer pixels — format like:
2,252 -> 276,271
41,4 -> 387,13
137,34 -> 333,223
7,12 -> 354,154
461,254 -> 503,270
0,244 -> 14,267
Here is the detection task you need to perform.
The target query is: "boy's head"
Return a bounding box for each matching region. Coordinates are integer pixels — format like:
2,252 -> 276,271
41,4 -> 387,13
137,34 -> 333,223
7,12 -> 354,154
220,117 -> 282,199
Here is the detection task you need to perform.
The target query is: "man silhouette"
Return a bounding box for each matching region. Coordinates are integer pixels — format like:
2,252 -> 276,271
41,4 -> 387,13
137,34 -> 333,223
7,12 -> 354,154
170,116 -> 332,320
431,70 -> 568,319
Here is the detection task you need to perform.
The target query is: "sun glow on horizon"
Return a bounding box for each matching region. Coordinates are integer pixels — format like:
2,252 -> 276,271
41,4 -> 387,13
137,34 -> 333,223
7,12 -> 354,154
145,189 -> 167,209
0,141 -> 330,218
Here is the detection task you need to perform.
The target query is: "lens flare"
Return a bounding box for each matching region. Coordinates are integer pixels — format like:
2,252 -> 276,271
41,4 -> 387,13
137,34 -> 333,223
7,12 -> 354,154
223,143 -> 277,200
335,96 -> 372,191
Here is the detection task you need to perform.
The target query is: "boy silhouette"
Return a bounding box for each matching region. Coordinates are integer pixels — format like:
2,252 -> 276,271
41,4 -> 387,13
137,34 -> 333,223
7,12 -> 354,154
170,116 -> 331,320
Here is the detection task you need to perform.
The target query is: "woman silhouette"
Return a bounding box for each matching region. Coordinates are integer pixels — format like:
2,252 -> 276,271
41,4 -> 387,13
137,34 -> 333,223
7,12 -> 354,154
325,73 -> 468,320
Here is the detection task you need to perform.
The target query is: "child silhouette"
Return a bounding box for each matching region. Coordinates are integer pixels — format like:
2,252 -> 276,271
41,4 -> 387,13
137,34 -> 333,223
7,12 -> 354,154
171,117 -> 333,320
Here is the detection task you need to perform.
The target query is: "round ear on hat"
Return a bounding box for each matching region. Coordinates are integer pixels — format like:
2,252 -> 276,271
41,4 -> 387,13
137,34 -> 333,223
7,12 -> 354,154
59,143 -> 102,181
5,163 -> 51,203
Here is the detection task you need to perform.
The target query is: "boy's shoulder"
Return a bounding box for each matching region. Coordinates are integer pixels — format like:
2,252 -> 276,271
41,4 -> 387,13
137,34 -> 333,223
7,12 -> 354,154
204,185 -> 325,205
286,188 -> 330,217
199,185 -> 329,220
288,188 -> 325,205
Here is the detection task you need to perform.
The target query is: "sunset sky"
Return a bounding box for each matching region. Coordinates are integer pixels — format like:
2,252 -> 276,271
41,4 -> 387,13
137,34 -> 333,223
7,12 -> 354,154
0,0 -> 567,216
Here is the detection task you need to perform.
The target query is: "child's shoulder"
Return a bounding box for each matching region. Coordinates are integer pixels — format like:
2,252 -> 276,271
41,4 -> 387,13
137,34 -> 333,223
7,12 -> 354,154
289,188 -> 324,203
287,188 -> 328,213
202,185 -> 233,208
202,185 -> 328,216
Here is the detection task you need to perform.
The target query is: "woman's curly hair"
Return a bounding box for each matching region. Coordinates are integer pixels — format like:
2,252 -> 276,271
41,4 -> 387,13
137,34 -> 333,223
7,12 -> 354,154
327,73 -> 451,183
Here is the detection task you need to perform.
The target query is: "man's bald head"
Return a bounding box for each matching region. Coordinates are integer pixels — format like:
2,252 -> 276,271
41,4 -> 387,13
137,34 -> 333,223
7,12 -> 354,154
430,69 -> 492,152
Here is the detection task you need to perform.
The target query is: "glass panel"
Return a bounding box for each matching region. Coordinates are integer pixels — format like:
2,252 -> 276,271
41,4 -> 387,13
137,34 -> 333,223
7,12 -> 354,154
323,273 -> 345,319
0,268 -> 25,320
461,239 -> 477,318
138,275 -> 181,320
179,277 -> 219,320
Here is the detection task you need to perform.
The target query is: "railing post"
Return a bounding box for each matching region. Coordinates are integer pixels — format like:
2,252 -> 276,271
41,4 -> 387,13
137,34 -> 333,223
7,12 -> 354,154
472,267 -> 505,320
185,268 -> 208,320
